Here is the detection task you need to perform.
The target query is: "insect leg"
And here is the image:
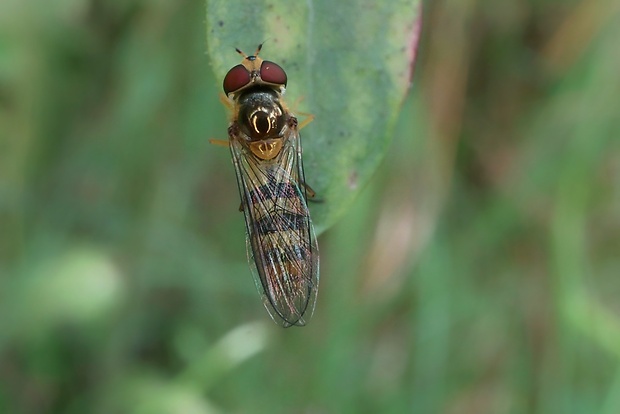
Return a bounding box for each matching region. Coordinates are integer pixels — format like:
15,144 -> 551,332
297,112 -> 315,130
303,182 -> 316,198
287,96 -> 314,130
209,139 -> 229,147
302,182 -> 324,203
219,93 -> 234,111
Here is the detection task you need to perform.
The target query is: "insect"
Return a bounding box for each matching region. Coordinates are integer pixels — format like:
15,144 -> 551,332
217,44 -> 319,327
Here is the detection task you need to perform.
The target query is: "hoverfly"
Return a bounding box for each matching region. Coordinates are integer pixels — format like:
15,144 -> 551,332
217,44 -> 319,327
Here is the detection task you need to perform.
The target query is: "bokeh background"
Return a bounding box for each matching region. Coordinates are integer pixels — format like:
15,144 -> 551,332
2,0 -> 620,413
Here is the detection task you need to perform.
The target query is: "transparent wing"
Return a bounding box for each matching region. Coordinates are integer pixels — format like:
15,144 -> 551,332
229,121 -> 319,327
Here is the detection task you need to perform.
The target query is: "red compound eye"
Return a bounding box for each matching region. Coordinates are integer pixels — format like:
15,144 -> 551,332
260,61 -> 287,87
223,64 -> 251,94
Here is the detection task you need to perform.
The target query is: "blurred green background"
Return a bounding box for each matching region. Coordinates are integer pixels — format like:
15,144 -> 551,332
2,0 -> 620,413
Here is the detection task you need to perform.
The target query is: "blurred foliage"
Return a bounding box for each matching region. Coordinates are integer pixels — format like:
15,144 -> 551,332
1,0 -> 620,413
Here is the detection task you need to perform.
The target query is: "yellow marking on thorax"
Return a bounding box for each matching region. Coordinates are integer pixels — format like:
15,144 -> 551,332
249,138 -> 283,160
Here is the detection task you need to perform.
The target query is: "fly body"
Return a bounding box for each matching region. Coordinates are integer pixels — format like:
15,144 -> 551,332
221,45 -> 319,327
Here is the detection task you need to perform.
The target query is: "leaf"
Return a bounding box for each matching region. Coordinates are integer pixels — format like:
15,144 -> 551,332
206,0 -> 422,234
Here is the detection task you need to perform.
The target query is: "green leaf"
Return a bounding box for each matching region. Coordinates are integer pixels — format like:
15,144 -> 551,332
206,0 -> 422,233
